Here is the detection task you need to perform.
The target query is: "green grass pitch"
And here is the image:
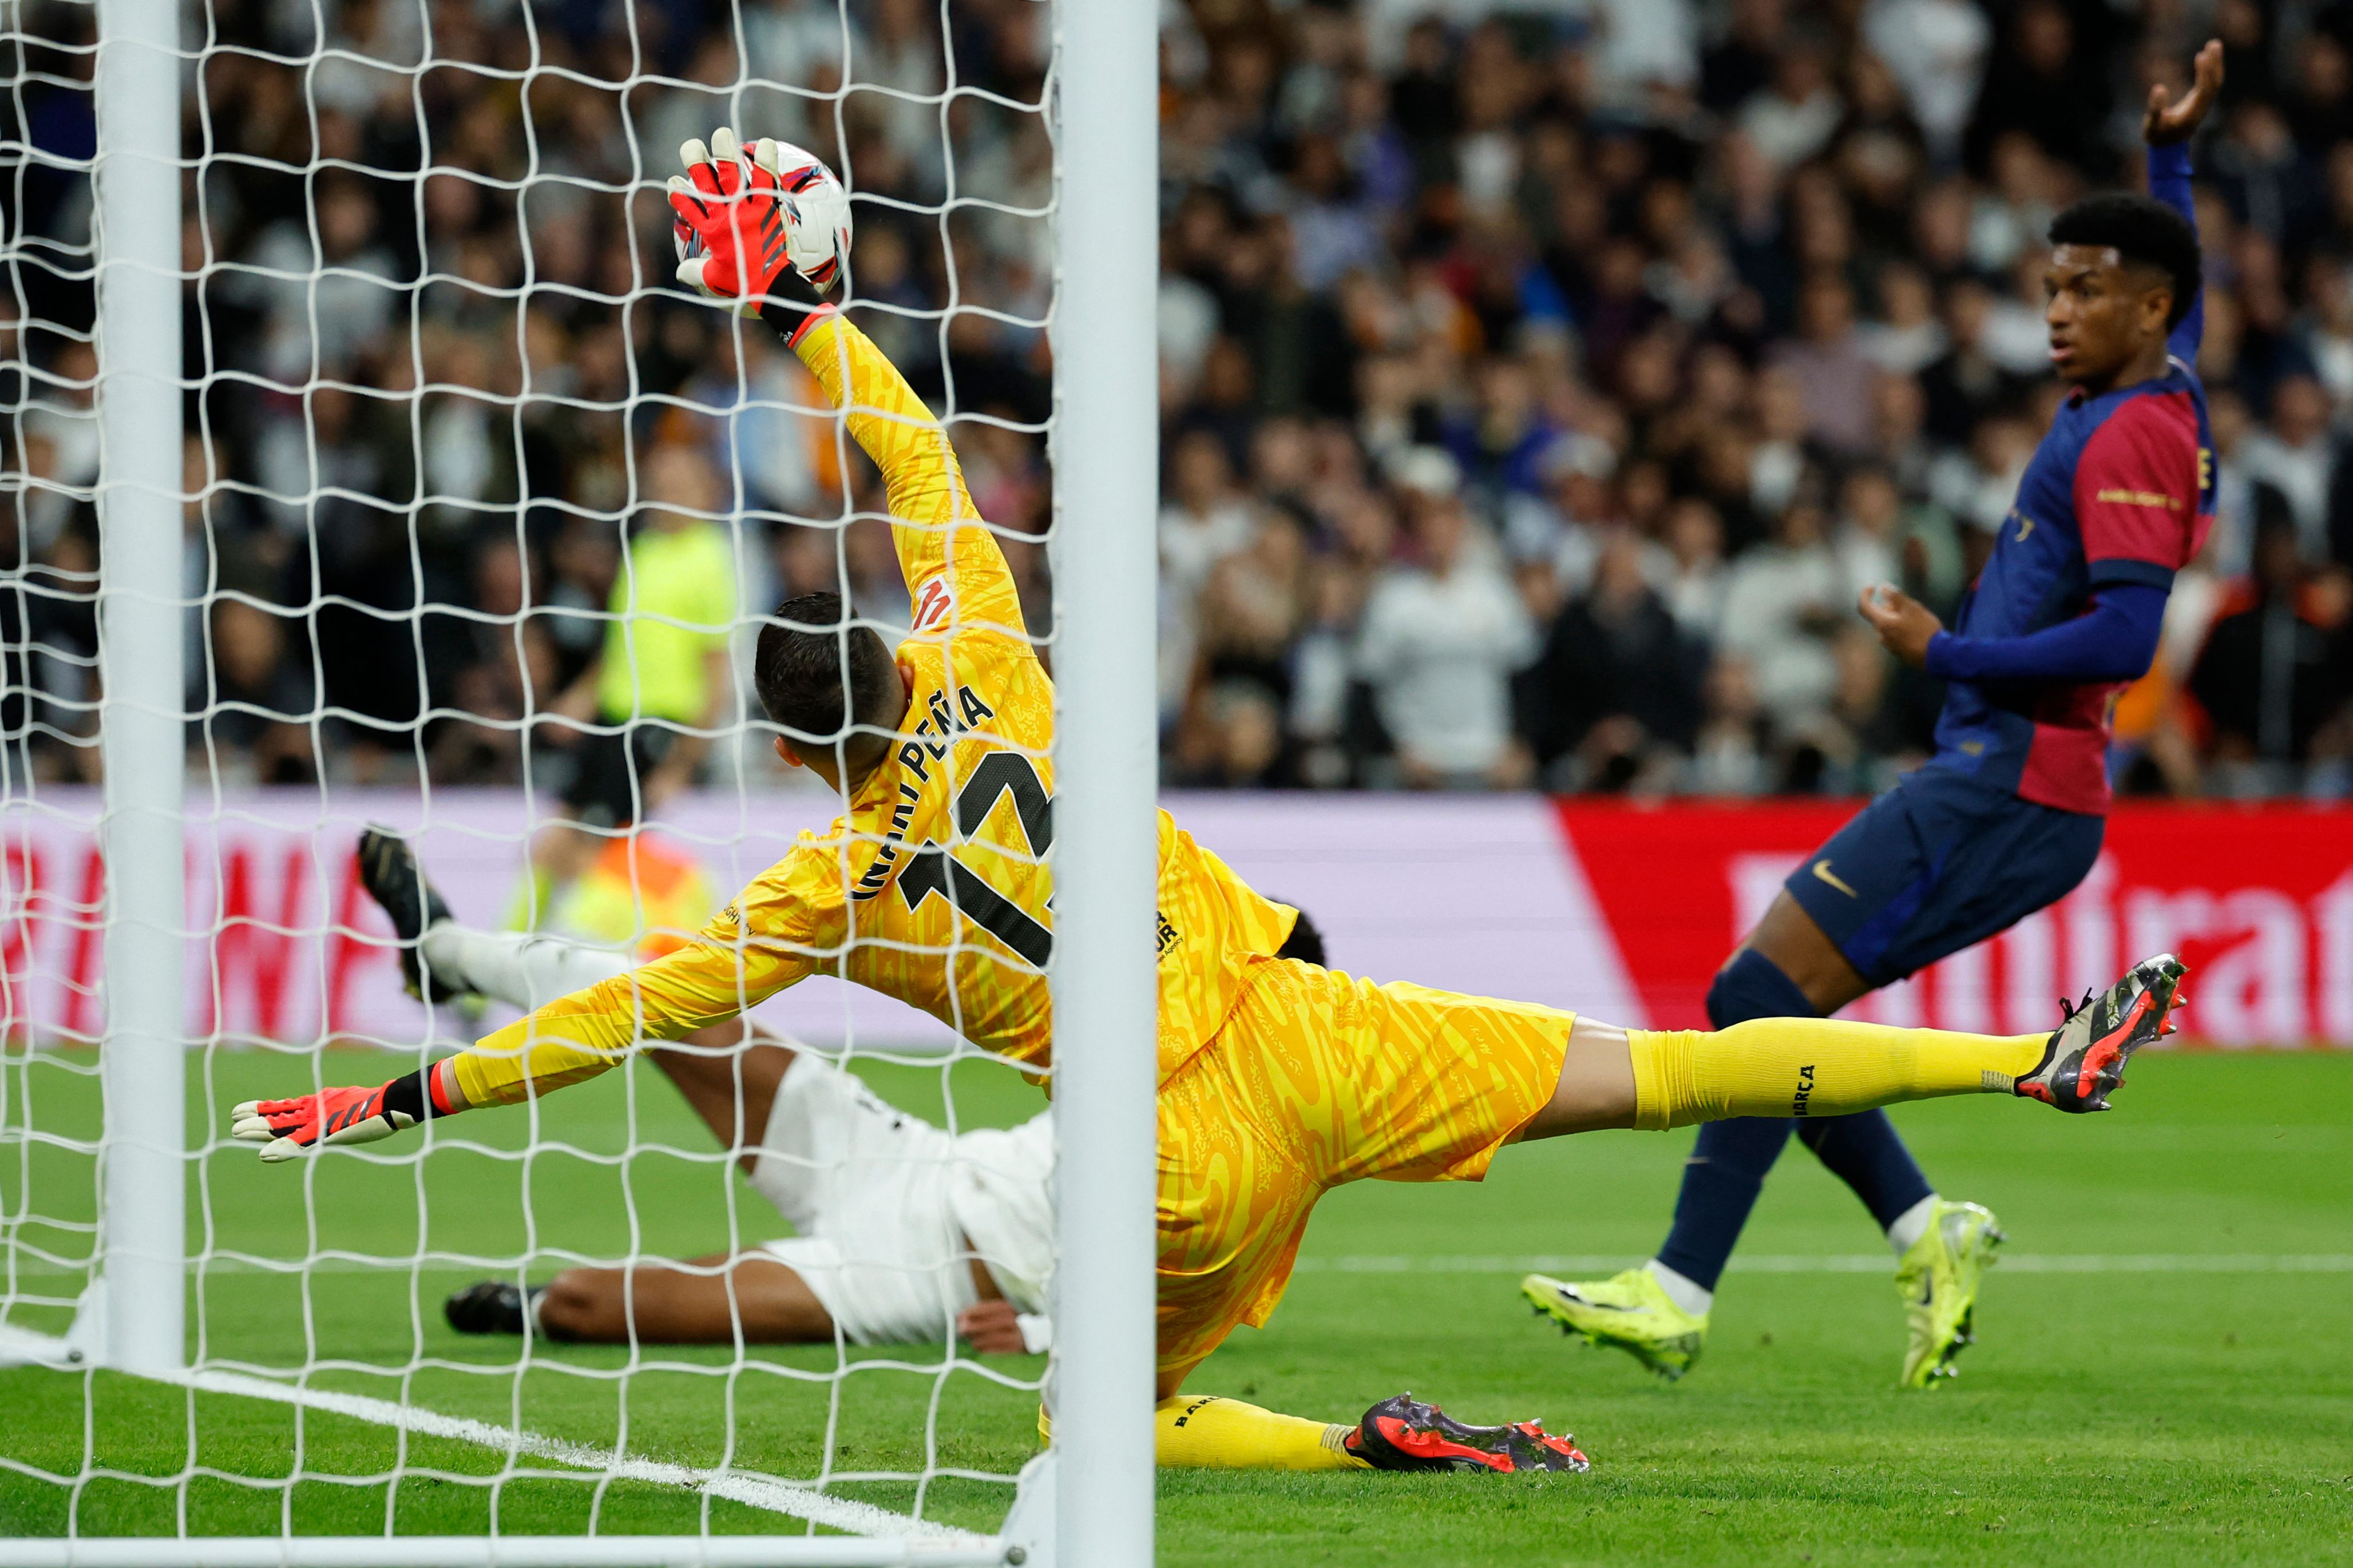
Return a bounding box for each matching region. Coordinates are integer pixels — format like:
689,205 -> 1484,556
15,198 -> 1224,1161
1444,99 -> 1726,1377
2,1046 -> 2350,1565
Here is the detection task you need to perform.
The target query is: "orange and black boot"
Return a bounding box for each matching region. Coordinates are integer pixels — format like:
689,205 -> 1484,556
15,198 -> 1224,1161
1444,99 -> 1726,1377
1344,1394 -> 1590,1474
2015,953 -> 2188,1113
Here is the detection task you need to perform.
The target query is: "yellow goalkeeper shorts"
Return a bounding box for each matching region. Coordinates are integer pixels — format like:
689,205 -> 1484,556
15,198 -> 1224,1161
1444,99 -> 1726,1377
1154,955 -> 1573,1395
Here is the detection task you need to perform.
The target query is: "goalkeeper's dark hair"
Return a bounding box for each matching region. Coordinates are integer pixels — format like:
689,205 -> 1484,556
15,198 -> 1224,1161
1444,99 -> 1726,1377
2047,193 -> 2203,330
755,592 -> 901,768
1273,903 -> 1327,967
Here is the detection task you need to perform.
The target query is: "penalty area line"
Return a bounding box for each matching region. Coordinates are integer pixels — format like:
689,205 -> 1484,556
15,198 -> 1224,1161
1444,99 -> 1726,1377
161,1365 -> 989,1546
1292,1253 -> 2353,1276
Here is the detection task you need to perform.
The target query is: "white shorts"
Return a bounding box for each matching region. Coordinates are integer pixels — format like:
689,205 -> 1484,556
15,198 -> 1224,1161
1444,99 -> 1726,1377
746,1056 -> 979,1347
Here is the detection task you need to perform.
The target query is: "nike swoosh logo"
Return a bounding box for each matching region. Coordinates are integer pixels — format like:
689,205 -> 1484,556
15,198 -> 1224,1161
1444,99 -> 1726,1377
1812,860 -> 1859,898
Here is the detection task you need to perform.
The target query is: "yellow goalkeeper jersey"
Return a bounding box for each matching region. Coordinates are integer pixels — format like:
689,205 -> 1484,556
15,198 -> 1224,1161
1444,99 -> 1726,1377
453,313 -> 1293,1111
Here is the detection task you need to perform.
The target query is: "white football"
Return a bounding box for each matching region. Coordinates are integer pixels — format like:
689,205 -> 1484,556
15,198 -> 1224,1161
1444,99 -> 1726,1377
756,137 -> 852,294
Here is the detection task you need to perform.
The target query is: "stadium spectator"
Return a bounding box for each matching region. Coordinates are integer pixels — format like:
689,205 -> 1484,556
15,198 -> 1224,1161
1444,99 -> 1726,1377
1768,274 -> 1878,454
1354,495 -> 1535,788
1740,39 -> 1843,176
1517,529 -> 1704,791
1686,656 -> 1773,796
2239,375 -> 2341,562
2189,515 -> 2353,793
199,599 -> 315,786
1654,496 -> 1730,637
1861,0 -> 1987,165
1717,498 -> 1848,743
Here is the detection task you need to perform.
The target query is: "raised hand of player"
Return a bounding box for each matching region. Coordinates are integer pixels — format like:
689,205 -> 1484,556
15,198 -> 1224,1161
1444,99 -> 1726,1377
231,1082 -> 417,1164
2144,39 -> 2223,146
667,128 -> 842,305
1859,583 -> 1943,668
668,127 -> 787,304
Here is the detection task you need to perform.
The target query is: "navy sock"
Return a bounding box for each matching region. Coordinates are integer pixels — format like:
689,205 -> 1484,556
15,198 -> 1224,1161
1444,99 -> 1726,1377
1655,1117 -> 1794,1293
1651,949 -> 1820,1294
1795,1110 -> 1934,1233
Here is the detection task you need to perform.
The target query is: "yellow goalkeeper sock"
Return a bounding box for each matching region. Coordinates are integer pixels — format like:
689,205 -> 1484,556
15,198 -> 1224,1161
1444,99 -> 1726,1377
1154,1395 -> 1369,1471
1627,1018 -> 2049,1131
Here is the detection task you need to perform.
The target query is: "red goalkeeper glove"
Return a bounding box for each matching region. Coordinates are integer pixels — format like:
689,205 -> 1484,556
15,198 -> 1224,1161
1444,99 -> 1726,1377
666,127 -> 837,315
232,1071 -> 435,1163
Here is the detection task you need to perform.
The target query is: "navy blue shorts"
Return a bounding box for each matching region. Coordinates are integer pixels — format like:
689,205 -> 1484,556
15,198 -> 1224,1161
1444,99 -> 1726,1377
1782,767 -> 2105,987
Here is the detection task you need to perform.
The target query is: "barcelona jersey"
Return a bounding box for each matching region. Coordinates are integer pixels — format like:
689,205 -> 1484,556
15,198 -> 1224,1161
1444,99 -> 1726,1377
1927,362 -> 2214,815
453,313 -> 1294,1109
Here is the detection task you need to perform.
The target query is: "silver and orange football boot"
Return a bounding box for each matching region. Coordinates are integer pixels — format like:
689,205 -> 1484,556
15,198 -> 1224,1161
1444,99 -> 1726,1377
2013,953 -> 2188,1113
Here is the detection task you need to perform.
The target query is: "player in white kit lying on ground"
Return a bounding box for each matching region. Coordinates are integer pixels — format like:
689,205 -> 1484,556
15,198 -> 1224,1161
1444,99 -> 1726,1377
359,828 -> 1055,1355
362,828 -> 1333,1355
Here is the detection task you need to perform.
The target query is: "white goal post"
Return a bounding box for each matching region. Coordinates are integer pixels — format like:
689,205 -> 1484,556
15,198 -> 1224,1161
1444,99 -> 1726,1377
91,0 -> 191,1384
0,0 -> 1156,1559
1039,0 -> 1158,1558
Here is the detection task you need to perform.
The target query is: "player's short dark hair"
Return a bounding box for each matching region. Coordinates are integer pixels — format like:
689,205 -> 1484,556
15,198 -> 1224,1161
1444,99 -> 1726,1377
1274,904 -> 1326,967
754,592 -> 900,760
2047,193 -> 2203,331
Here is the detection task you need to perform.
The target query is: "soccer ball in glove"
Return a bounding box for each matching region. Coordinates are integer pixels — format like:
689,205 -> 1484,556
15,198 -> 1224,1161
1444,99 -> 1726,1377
670,127 -> 851,299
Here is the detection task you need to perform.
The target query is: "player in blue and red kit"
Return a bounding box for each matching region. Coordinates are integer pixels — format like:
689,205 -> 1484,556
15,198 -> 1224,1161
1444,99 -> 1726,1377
1527,43 -> 2224,1387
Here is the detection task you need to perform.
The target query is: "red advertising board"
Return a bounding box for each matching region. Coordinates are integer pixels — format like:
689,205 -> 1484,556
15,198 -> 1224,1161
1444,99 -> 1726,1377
1555,800 -> 2353,1046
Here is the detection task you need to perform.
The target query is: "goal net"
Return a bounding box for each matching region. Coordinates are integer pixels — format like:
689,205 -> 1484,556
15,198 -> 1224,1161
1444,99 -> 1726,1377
0,0 -> 1151,1559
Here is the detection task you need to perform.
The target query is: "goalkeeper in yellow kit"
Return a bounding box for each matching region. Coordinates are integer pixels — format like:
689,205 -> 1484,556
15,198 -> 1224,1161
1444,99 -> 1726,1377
236,130 -> 2189,1476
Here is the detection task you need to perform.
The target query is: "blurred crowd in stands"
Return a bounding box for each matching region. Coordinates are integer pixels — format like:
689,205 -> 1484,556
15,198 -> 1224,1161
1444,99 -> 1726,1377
3,0 -> 2352,802
1150,0 -> 2353,797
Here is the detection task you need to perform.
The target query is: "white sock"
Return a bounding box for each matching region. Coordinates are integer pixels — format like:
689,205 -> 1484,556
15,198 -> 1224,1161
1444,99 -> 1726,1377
1885,1194 -> 1939,1258
1645,1259 -> 1713,1317
418,925 -> 632,1012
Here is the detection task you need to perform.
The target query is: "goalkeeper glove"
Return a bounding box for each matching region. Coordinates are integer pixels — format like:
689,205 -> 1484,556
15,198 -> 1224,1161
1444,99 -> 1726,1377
667,127 -> 835,323
232,1070 -> 434,1163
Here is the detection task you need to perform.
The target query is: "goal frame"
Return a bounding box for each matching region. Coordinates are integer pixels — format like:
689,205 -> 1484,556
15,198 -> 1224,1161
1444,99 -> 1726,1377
0,0 -> 1158,1561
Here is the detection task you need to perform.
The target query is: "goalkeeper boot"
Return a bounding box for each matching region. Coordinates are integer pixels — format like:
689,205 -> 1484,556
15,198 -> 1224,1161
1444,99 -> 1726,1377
1520,1267 -> 1706,1381
358,827 -> 461,1002
445,1281 -> 546,1337
1894,1198 -> 2004,1388
2014,953 -> 2188,1114
1344,1393 -> 1589,1474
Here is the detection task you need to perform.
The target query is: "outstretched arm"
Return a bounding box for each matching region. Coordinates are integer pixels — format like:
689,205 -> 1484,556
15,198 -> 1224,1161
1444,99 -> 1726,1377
666,129 -> 1023,641
233,862 -> 833,1158
437,926 -> 813,1111
2144,39 -> 2222,362
782,311 -> 1025,639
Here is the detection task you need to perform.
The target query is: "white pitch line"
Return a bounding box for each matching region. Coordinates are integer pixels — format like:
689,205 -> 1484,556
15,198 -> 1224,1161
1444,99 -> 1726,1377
168,1367 -> 991,1547
7,1257 -> 802,1279
1292,1252 -> 2353,1276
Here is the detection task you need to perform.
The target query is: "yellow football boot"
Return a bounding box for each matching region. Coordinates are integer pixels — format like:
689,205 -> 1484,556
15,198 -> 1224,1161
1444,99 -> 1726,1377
1895,1198 -> 2004,1388
1522,1267 -> 1706,1381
